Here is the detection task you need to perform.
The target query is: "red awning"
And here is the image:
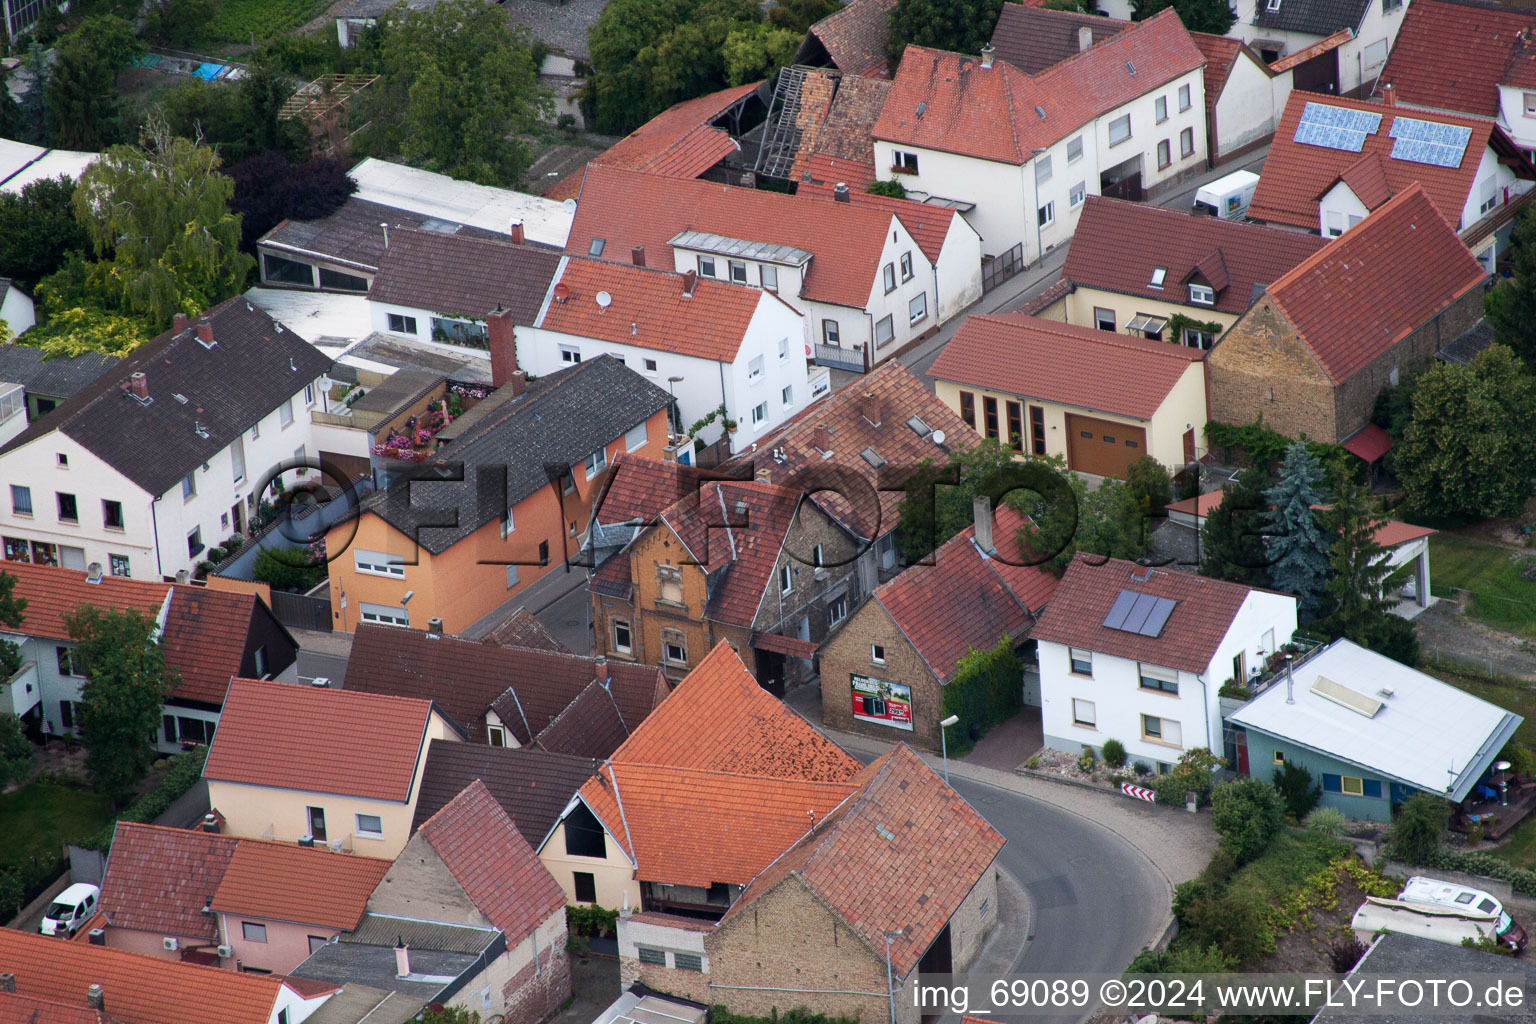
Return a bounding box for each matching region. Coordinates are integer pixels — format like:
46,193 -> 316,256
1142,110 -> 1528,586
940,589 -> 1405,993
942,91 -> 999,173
1342,423 -> 1393,463
752,631 -> 819,660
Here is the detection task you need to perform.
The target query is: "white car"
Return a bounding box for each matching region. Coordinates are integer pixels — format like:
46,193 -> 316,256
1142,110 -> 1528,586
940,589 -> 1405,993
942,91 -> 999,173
39,882 -> 100,937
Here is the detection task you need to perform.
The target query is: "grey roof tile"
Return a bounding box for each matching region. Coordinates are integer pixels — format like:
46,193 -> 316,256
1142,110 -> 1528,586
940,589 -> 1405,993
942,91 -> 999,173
410,739 -> 600,842
0,343 -> 119,400
1254,0 -> 1371,36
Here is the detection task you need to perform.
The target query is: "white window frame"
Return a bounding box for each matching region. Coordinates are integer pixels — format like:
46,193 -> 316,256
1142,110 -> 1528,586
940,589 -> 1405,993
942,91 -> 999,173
560,345 -> 581,364
1525,92 -> 1536,118
355,813 -> 384,838
761,264 -> 779,290
1067,134 -> 1083,163
1154,96 -> 1168,123
500,508 -> 515,538
1178,83 -> 1191,111
698,255 -> 716,277
1070,182 -> 1086,207
387,313 -> 417,335
1094,307 -> 1116,331
1189,283 -> 1215,305
728,259 -> 747,283
1150,267 -> 1167,288
1108,114 -> 1131,145
644,357 -> 658,373
1035,153 -> 1053,184
779,563 -> 793,595
584,447 -> 608,480
613,618 -> 633,654
304,383 -> 316,407
900,252 -> 913,281
360,602 -> 409,626
355,549 -> 406,578
871,644 -> 886,665
1038,201 -> 1055,227
751,401 -> 768,426
882,263 -> 896,294
828,592 -> 848,625
1142,713 -> 1183,747
748,355 -> 764,380
624,422 -> 648,452
822,319 -> 840,345
908,293 -> 927,324
278,398 -> 294,428
875,315 -> 895,346
1072,698 -> 1096,727
1180,126 -> 1194,157
782,385 -> 794,407
1069,647 -> 1093,675
1157,139 -> 1171,169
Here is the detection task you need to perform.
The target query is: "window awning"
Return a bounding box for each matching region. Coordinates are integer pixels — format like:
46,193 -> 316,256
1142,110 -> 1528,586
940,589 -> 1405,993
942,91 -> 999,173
752,631 -> 819,660
1125,314 -> 1169,334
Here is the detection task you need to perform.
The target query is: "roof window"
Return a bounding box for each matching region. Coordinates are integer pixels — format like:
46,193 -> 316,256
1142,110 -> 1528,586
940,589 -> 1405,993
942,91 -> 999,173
1150,267 -> 1167,288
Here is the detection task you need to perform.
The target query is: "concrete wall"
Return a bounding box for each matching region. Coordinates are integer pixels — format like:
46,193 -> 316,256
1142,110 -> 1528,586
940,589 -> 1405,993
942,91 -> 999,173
1214,52 -> 1283,159
934,213 -> 986,323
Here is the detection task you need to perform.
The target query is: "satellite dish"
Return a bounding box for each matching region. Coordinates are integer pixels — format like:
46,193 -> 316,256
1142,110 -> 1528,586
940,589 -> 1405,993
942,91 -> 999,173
553,282 -> 570,302
595,290 -> 612,309
932,429 -> 946,445
562,198 -> 577,214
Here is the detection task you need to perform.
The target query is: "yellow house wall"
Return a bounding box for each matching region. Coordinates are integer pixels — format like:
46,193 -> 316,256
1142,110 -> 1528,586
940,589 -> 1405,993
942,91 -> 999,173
1061,285 -> 1239,340
539,818 -> 639,911
205,711 -> 458,859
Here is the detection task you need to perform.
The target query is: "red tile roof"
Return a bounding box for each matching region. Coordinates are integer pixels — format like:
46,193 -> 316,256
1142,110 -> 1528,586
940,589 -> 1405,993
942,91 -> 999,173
929,312 -> 1205,421
1267,28 -> 1353,73
1032,553 -> 1267,673
875,504 -> 1058,682
874,10 -> 1205,164
1376,0 -> 1536,118
101,823 -> 237,940
1335,152 -> 1394,211
539,258 -> 772,362
1372,519 -> 1437,547
1062,197 -> 1328,316
417,780 -> 566,941
1262,184 -> 1487,383
0,563 -> 287,707
592,453 -> 702,527
211,839 -> 389,931
1189,32 -> 1273,115
1246,91 -> 1525,231
547,82 -> 763,201
721,745 -> 1004,979
607,640 -> 860,781
581,762 -> 856,886
0,928 -> 288,1024
802,0 -> 898,77
1508,31 -> 1536,88
798,153 -> 878,193
479,606 -> 570,653
1165,490 -> 1225,518
658,480 -> 803,628
1342,422 -> 1394,462
796,174 -> 960,264
0,991 -> 109,1024
203,677 -> 438,802
730,360 -> 979,540
798,76 -> 892,167
566,165 -> 902,308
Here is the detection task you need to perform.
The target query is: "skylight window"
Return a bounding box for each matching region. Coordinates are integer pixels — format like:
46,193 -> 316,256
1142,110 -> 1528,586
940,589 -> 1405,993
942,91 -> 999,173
589,238 -> 606,257
1150,267 -> 1167,288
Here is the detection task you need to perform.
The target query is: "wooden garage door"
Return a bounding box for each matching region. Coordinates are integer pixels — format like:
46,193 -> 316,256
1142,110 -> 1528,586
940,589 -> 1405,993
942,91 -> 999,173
1065,414 -> 1146,478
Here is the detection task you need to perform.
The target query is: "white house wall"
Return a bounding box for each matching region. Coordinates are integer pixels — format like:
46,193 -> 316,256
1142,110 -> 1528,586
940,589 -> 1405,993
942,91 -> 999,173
871,142 -> 1029,260
934,212 -> 985,320
1215,54 -> 1284,158
1,284 -> 35,335
1459,146 -> 1528,231
1497,86 -> 1536,154
1318,180 -> 1372,236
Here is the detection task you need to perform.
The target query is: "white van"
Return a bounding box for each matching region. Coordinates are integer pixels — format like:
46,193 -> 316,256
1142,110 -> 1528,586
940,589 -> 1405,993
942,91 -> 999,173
1192,170 -> 1260,220
39,882 -> 99,937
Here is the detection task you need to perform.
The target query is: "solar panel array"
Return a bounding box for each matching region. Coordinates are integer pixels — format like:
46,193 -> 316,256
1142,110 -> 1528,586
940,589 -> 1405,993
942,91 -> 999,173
1388,116 -> 1473,169
1102,589 -> 1177,638
1293,102 -> 1383,153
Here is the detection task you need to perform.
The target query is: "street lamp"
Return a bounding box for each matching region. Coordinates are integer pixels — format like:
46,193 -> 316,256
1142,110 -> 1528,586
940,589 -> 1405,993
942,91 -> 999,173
883,928 -> 905,1024
666,376 -> 685,436
940,715 -> 959,785
1496,760 -> 1512,807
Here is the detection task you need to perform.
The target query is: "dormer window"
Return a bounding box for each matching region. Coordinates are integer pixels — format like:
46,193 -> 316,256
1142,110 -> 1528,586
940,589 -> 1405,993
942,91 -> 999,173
1189,283 -> 1215,305
1149,267 -> 1167,288
1267,0 -> 1281,10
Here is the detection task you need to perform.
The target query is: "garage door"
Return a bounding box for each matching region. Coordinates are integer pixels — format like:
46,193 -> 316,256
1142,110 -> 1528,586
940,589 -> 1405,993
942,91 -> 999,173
1065,414 -> 1146,478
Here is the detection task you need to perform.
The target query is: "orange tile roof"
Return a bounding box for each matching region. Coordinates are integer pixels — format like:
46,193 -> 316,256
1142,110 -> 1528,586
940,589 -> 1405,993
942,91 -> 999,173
607,641 -> 861,781
419,780 -> 578,938
211,839 -> 389,931
658,480 -> 804,628
0,991 -> 110,1024
796,173 -> 959,264
1268,28 -> 1353,72
567,164 -> 901,308
547,81 -> 762,201
876,504 -> 1058,682
1165,489 -> 1226,518
592,454 -> 702,527
539,258 -> 771,362
203,677 -> 438,802
803,0 -> 898,77
1341,422 -> 1394,462
580,762 -> 857,886
722,746 -> 1004,979
1335,152 -> 1394,211
0,928 -> 288,1024
874,11 -> 1205,164
929,312 -> 1204,421
1246,91 -> 1527,231
1263,184 -> 1487,384
1372,520 -> 1437,547
798,153 -> 878,193
1,561 -> 169,641
1032,553 -> 1266,673
1376,0 -> 1535,117
729,360 -> 979,540
101,823 -> 237,940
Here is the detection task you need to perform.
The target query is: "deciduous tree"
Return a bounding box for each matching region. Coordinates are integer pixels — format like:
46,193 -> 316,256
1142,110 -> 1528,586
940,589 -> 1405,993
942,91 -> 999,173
0,176 -> 90,291
887,0 -> 1005,62
1262,442 -> 1330,619
65,606 -> 176,804
1486,204 -> 1536,364
1396,344 -> 1536,522
44,15 -> 138,150
1129,0 -> 1235,32
0,715 -> 31,787
721,22 -> 800,86
1199,467 -> 1270,586
0,570 -> 25,683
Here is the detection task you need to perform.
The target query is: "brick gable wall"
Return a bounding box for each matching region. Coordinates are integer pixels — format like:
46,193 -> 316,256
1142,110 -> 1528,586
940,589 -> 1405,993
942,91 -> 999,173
817,600 -> 945,747
500,944 -> 572,1024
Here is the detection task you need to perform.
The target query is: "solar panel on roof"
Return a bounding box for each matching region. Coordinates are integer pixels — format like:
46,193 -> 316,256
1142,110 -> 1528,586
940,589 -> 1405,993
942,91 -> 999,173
1121,592 -> 1159,634
1294,102 -> 1381,153
1387,116 -> 1472,168
1102,590 -> 1177,637
1140,596 -> 1175,637
1103,590 -> 1139,630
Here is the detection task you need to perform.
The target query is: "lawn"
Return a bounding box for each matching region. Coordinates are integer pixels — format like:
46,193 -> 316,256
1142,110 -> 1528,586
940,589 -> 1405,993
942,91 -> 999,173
202,0 -> 334,46
1490,814 -> 1536,871
1421,665 -> 1536,748
1427,533 -> 1536,635
0,784 -> 112,870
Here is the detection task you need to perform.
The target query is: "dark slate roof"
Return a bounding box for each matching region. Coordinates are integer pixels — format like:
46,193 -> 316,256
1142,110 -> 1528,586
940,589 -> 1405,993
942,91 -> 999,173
0,344 -> 120,400
362,356 -> 671,554
409,739 -> 601,844
1439,318 -> 1496,365
0,298 -> 332,496
366,227 -> 562,325
345,913 -> 498,954
1254,0 -> 1371,36
258,197 -> 506,274
531,679 -> 630,758
1312,933 -> 1536,1022
291,938 -> 481,1001
990,4 -> 1130,73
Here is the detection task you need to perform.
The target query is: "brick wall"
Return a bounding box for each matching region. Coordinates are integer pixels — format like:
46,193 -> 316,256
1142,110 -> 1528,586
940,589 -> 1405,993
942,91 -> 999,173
1207,296 -> 1337,440
947,859 -> 1000,971
501,945 -> 572,1024
753,501 -> 866,686
817,599 -> 944,747
707,876 -> 917,1024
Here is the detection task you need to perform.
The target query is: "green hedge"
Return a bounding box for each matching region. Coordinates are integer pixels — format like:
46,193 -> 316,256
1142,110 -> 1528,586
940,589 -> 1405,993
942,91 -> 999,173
1205,420 -> 1350,480
940,637 -> 1023,756
76,746 -> 209,852
1422,847 -> 1536,896
710,1008 -> 859,1024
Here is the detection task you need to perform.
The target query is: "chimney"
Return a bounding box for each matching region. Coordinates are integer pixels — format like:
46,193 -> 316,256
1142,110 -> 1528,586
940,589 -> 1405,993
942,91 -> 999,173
172,313 -> 191,334
487,307 -> 522,393
595,655 -> 608,681
833,182 -> 850,203
980,43 -> 995,68
427,617 -> 443,638
972,495 -> 995,554
510,220 -> 525,245
195,318 -> 214,345
859,391 -> 881,426
1078,25 -> 1093,51
682,270 -> 698,297
631,245 -> 646,268
201,812 -> 220,833
1382,83 -> 1395,106
87,985 -> 104,1012
0,973 -> 13,993
811,423 -> 832,453
128,371 -> 148,401
394,939 -> 411,978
